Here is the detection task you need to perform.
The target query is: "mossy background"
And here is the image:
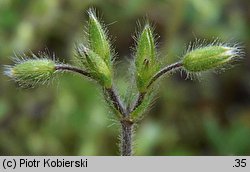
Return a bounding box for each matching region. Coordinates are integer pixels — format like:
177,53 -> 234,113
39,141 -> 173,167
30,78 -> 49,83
0,0 -> 250,155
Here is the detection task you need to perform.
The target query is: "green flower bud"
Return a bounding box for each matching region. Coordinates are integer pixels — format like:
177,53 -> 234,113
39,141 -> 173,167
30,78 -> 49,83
135,24 -> 159,93
82,46 -> 112,88
88,9 -> 111,66
183,45 -> 241,72
4,59 -> 56,88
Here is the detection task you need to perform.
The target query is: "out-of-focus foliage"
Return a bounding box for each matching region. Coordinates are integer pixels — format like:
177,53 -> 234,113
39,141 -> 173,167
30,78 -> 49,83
0,0 -> 250,155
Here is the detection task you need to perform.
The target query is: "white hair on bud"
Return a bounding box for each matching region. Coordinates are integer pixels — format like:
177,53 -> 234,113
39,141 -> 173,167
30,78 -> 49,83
3,65 -> 14,78
181,39 -> 244,80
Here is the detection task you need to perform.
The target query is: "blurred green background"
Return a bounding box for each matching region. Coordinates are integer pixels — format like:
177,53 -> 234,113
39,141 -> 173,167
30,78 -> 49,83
0,0 -> 250,155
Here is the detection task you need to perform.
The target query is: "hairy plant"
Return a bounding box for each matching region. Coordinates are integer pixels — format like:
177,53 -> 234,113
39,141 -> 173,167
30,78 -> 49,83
4,9 -> 243,156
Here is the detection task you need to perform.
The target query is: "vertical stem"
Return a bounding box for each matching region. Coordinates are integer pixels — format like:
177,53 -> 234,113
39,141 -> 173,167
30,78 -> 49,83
121,120 -> 133,156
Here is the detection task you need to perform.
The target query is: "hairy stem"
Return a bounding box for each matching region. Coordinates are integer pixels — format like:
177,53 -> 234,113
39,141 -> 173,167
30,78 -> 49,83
147,62 -> 183,89
105,87 -> 127,117
121,120 -> 133,156
55,65 -> 92,78
56,62 -> 182,156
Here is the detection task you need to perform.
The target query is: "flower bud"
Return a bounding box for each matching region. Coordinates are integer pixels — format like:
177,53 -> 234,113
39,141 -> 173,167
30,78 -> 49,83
183,45 -> 241,72
88,9 -> 111,66
82,46 -> 112,88
135,24 -> 159,92
4,59 -> 56,88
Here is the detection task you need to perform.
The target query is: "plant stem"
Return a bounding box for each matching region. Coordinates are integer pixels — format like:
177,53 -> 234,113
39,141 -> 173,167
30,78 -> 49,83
105,87 -> 134,155
55,65 -> 92,78
119,62 -> 183,156
147,62 -> 183,89
121,120 -> 133,156
105,87 -> 127,117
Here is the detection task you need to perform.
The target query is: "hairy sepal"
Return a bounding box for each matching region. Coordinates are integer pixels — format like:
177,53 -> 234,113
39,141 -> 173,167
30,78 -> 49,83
135,24 -> 159,93
4,58 -> 56,88
88,9 -> 112,67
183,45 -> 242,73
